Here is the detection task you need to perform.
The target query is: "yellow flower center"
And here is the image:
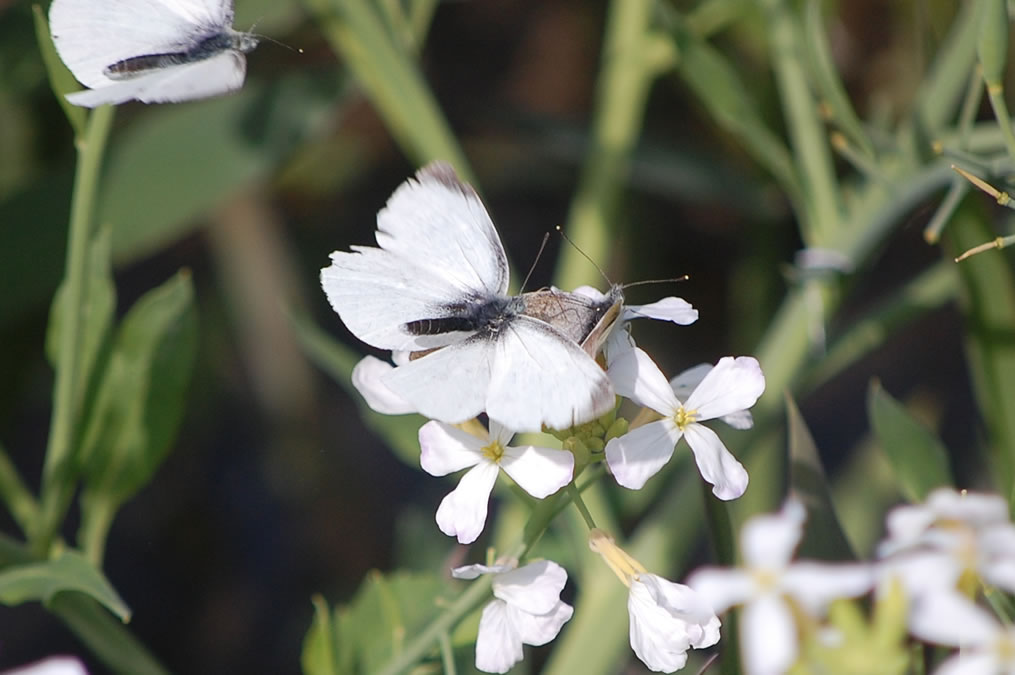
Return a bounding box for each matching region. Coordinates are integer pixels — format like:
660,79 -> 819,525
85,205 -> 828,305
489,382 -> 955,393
674,405 -> 697,431
482,440 -> 505,464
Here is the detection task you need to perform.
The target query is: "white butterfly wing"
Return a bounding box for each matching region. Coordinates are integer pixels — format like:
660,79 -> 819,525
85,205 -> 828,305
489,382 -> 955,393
64,51 -> 245,107
382,316 -> 615,432
50,0 -> 234,89
321,163 -> 511,351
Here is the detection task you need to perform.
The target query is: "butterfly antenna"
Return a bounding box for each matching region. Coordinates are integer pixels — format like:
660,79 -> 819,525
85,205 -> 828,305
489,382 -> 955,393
555,225 -> 612,285
519,232 -> 551,292
247,18 -> 303,53
622,276 -> 690,290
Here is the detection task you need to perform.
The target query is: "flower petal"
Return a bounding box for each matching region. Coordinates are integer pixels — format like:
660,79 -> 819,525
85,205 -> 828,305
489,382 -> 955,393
623,297 -> 698,325
683,356 -> 765,421
500,445 -> 574,499
669,363 -> 713,400
681,424 -> 749,500
493,561 -> 568,615
508,600 -> 574,646
607,347 -> 679,414
605,420 -> 681,490
781,562 -> 873,614
742,594 -> 797,675
909,591 -> 998,647
685,567 -> 756,614
475,600 -> 524,674
740,498 -> 806,569
419,421 -> 484,477
351,355 -> 416,414
452,562 -> 515,580
627,582 -> 692,673
934,652 -> 1001,675
435,462 -> 499,544
636,574 -> 721,648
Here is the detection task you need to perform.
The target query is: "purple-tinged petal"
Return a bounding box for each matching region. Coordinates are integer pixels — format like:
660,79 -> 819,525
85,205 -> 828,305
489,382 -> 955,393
623,297 -> 698,325
435,462 -> 499,544
475,600 -> 523,674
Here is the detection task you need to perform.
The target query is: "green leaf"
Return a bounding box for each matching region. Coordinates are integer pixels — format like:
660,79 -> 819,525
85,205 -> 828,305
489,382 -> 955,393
78,271 -> 198,505
45,225 -> 116,403
786,393 -> 857,561
0,550 -> 129,621
302,595 -> 341,675
31,4 -> 86,138
867,380 -> 953,502
288,311 -> 424,466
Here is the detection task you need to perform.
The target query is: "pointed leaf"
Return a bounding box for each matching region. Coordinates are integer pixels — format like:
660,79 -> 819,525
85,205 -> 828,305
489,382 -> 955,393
867,380 -> 953,502
31,5 -> 86,137
0,550 -> 129,621
787,393 -> 857,561
78,271 -> 198,505
302,595 -> 341,675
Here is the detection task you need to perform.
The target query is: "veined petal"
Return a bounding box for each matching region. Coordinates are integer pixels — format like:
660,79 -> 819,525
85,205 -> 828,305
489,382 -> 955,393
508,600 -> 573,646
607,347 -> 679,414
683,356 -> 765,421
909,591 -> 998,647
435,462 -> 499,544
352,355 -> 416,414
635,574 -> 721,648
628,582 -> 692,673
670,363 -> 712,400
742,594 -> 797,675
494,561 -> 568,615
475,600 -> 524,674
781,562 -> 873,614
740,498 -> 806,569
500,445 -> 574,499
487,420 -> 515,447
682,424 -> 749,500
685,567 -> 756,614
605,420 -> 681,490
623,297 -> 698,325
419,421 -> 485,476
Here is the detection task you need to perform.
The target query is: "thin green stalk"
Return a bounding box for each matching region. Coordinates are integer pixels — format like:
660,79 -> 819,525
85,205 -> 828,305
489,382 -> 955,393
34,105 -> 115,556
79,492 -> 116,567
555,0 -> 673,289
0,442 -> 39,535
567,483 -> 597,530
438,632 -> 456,675
762,0 -> 840,243
376,572 -> 494,675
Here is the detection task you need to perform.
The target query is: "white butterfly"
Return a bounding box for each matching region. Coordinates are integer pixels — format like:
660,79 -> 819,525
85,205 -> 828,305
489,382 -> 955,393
49,0 -> 258,107
320,162 -> 622,432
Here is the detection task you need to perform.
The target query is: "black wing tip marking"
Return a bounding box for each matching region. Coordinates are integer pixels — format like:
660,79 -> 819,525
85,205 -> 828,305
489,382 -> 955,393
415,161 -> 476,199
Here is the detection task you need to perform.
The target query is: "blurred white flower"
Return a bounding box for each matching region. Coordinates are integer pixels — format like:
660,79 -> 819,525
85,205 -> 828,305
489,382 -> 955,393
589,529 -> 719,673
687,499 -> 873,675
420,420 -> 574,544
604,349 -> 763,498
910,591 -> 1015,675
877,488 -> 1015,600
452,560 -> 573,674
2,657 -> 88,675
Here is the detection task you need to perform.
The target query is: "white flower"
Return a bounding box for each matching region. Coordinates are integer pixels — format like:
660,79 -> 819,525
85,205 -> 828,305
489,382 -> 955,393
909,591 -> 1015,675
589,529 -> 719,673
686,499 -> 873,675
452,560 -> 574,674
351,354 -> 415,414
420,420 -> 574,544
2,658 -> 88,675
876,488 -> 1015,600
604,349 -> 763,498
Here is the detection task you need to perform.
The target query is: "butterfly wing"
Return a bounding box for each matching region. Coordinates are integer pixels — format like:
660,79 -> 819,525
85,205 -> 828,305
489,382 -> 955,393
321,162 -> 511,352
50,0 -> 235,89
382,316 -> 614,432
521,285 -> 623,357
64,50 -> 245,107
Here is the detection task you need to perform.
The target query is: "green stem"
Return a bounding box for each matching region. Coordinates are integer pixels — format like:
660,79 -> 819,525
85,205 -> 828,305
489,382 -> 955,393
555,0 -> 672,289
376,572 -> 494,675
567,483 -> 597,530
762,0 -> 839,243
34,105 -> 115,556
0,442 -> 39,536
985,85 -> 1015,164
79,492 -> 117,568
